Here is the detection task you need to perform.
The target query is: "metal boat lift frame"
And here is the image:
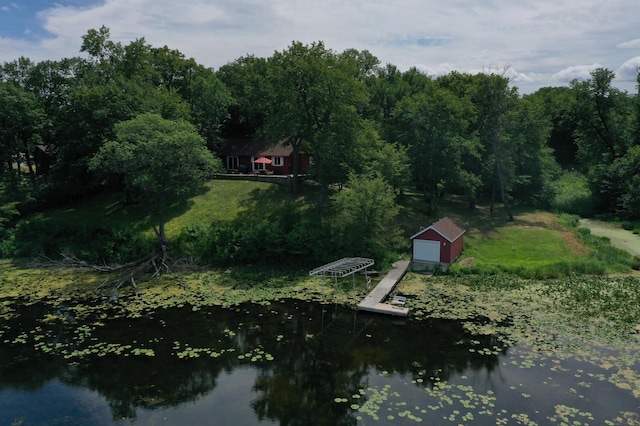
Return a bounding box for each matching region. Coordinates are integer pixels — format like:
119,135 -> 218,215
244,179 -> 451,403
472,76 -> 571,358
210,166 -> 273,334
309,257 -> 375,300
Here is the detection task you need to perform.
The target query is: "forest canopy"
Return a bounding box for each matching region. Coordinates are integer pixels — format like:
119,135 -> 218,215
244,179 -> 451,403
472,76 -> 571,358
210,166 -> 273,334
1,26 -> 639,265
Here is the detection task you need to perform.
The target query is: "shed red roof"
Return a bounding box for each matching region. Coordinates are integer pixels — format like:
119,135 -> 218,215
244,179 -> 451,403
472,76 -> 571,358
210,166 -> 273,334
410,217 -> 465,242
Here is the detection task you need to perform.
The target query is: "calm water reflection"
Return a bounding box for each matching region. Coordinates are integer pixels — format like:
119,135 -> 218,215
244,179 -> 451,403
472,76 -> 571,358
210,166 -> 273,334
0,299 -> 637,425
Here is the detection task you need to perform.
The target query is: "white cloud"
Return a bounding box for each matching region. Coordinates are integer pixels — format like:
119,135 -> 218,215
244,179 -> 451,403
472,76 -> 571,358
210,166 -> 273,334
1,0 -> 639,93
414,63 -> 453,77
617,39 -> 640,49
616,57 -> 640,82
552,64 -> 602,84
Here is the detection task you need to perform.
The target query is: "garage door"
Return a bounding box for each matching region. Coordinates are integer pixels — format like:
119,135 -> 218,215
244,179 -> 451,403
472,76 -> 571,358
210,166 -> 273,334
413,240 -> 441,262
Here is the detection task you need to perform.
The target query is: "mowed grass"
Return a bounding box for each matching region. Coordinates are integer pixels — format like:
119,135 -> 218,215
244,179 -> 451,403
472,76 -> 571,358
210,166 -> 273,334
447,207 -> 627,277
34,180 -> 315,240
162,179 -> 317,238
467,227 -> 571,265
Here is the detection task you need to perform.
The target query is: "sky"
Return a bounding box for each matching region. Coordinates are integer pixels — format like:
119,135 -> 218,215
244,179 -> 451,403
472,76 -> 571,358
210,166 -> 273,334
1,0 -> 639,94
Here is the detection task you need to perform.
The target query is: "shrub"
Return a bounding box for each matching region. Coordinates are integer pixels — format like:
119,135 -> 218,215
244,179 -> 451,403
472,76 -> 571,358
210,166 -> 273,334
559,213 -> 580,228
174,224 -> 209,259
621,221 -> 634,231
0,229 -> 14,258
11,218 -> 150,263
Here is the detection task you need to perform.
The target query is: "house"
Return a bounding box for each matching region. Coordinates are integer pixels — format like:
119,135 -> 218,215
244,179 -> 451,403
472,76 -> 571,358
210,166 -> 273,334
218,139 -> 310,175
410,217 -> 465,270
34,145 -> 55,175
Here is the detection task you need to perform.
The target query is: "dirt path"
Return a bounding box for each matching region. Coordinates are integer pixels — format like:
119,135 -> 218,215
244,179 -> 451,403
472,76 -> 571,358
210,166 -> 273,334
579,219 -> 640,257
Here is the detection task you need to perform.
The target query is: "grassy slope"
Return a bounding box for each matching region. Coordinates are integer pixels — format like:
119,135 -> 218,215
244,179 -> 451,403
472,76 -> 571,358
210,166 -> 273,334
32,180 -> 314,240
19,180 -> 632,276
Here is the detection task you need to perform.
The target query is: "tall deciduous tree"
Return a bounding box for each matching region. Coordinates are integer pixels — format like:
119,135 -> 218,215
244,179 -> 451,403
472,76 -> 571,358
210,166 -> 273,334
471,73 -> 519,220
89,113 -> 222,265
572,68 -> 635,166
217,55 -> 269,138
264,41 -> 367,203
393,81 -> 478,214
571,68 -> 636,215
526,86 -> 578,168
188,71 -> 233,151
0,81 -> 46,187
503,95 -> 557,207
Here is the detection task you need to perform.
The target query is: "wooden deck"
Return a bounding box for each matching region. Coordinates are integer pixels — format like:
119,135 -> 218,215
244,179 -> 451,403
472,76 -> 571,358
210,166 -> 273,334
357,260 -> 410,316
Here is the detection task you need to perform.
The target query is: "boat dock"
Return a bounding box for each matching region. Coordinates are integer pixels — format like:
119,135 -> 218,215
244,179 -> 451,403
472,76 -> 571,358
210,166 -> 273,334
357,260 -> 410,316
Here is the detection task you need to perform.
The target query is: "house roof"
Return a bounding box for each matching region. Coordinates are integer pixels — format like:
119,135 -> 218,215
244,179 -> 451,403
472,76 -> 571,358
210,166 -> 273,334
410,217 -> 465,242
219,138 -> 294,157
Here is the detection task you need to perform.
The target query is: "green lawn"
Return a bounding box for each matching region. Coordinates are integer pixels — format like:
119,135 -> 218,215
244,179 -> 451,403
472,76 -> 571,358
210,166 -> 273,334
463,226 -> 576,266
446,207 -> 632,277
34,179 -> 315,240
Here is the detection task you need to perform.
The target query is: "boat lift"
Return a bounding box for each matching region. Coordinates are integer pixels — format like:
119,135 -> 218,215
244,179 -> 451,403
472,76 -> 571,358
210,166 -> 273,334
309,257 -> 374,300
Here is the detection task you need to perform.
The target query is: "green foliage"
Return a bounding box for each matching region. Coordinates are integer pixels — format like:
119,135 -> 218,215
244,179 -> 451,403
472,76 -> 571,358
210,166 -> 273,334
574,227 -> 635,270
264,40 -> 368,199
572,68 -> 635,168
176,217 -> 328,267
550,171 -> 594,216
188,72 -> 233,150
392,80 -> 479,213
452,258 -> 606,279
89,113 -> 223,247
596,145 -> 640,219
558,213 -> 581,228
11,218 -> 151,263
503,95 -> 558,208
331,173 -> 402,263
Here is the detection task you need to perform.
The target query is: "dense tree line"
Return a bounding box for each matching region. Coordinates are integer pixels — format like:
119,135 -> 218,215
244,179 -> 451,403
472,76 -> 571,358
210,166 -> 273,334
1,26 -> 639,264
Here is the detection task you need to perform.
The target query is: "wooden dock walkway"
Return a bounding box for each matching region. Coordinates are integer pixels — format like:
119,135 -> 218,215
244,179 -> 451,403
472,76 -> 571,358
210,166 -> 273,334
357,260 -> 410,316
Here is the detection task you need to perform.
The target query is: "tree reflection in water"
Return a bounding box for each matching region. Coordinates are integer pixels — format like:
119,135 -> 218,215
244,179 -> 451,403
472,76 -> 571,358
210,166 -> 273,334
0,299 -> 505,424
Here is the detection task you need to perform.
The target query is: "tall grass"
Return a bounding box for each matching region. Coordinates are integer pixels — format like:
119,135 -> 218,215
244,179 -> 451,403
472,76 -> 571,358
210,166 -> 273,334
550,171 -> 594,216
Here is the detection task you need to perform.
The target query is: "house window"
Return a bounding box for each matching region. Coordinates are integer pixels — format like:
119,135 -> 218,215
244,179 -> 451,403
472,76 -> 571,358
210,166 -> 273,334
272,156 -> 283,167
227,156 -> 239,171
252,157 -> 266,171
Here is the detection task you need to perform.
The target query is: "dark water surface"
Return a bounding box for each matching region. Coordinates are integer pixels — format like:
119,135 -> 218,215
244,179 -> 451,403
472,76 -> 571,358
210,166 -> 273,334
1,299 -> 637,425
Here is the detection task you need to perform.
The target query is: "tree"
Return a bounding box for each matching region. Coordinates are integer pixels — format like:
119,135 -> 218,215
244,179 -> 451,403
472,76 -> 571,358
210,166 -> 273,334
571,68 -> 637,215
594,145 -> 640,219
572,68 -> 635,167
353,122 -> 410,195
0,81 -> 46,187
89,113 -> 222,279
332,172 -> 400,261
471,73 -> 519,220
392,82 -> 478,214
502,95 -> 557,207
527,86 -> 579,167
263,41 -> 367,202
188,71 -> 233,151
217,55 -> 270,138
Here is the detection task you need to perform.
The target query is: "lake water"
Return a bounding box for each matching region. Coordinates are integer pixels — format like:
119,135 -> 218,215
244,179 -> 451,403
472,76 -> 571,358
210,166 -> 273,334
1,299 -> 638,425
